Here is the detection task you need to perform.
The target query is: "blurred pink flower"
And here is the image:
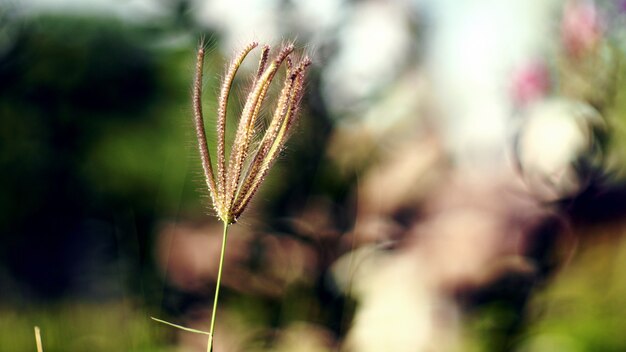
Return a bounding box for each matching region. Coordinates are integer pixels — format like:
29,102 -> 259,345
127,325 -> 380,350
562,0 -> 604,58
511,60 -> 550,107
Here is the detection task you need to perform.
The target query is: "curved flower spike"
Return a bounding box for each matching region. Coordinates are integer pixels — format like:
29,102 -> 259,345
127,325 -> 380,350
193,43 -> 310,224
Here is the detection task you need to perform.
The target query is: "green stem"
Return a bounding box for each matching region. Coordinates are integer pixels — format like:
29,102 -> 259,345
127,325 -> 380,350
208,221 -> 229,352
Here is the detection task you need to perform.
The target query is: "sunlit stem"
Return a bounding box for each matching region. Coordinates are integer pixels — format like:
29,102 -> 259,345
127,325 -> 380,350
208,221 -> 229,352
34,326 -> 43,352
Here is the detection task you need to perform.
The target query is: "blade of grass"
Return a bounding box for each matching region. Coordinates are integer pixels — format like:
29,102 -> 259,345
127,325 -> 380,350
150,317 -> 211,335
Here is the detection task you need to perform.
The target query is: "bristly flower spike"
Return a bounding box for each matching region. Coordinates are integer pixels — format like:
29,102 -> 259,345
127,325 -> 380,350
193,43 -> 310,225
193,43 -> 311,224
233,57 -> 311,218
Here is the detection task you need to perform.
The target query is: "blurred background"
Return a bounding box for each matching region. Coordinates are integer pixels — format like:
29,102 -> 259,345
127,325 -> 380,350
2,0 -> 626,351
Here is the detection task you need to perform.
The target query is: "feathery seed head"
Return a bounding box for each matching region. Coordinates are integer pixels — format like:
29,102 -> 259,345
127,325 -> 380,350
193,42 -> 311,224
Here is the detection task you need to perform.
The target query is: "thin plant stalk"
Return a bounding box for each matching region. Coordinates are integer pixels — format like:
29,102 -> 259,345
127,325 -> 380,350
207,222 -> 229,352
34,326 -> 43,352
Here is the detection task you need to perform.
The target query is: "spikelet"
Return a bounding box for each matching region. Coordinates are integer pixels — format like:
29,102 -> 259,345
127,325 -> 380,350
193,42 -> 311,224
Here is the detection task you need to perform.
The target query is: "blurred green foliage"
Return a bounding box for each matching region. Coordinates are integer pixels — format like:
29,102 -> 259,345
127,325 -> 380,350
0,13 -> 218,299
0,11 -> 222,349
464,224 -> 626,352
0,302 -> 172,352
520,227 -> 626,351
603,50 -> 626,182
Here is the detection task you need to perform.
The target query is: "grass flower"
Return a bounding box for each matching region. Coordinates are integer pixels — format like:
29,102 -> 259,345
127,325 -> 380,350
154,42 -> 310,352
195,42 -> 310,225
